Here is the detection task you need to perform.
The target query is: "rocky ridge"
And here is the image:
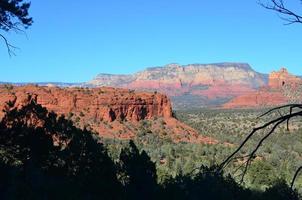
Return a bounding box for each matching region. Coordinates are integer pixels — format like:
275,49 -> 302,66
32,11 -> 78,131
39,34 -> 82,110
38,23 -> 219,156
0,85 -> 216,144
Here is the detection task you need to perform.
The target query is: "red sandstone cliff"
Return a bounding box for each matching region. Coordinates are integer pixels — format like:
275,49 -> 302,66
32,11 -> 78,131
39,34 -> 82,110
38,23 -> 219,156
269,68 -> 302,89
0,85 -> 172,122
0,85 -> 216,144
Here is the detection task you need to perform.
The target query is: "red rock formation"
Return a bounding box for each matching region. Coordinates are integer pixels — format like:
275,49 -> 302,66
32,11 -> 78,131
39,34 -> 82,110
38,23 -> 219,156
224,68 -> 302,108
0,85 -> 216,144
0,85 -> 172,122
269,68 -> 302,89
223,90 -> 288,108
89,63 -> 268,108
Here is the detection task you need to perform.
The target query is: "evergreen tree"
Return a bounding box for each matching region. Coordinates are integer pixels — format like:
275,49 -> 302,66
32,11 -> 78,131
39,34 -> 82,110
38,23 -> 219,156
119,141 -> 158,200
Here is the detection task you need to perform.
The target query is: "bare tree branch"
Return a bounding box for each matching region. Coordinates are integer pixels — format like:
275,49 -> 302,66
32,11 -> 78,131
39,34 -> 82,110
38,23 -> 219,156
259,0 -> 302,24
291,166 -> 302,189
219,104 -> 302,186
0,33 -> 17,56
0,0 -> 33,56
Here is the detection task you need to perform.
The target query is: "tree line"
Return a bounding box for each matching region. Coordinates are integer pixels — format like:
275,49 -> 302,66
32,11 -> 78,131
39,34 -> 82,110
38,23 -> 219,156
0,99 -> 300,200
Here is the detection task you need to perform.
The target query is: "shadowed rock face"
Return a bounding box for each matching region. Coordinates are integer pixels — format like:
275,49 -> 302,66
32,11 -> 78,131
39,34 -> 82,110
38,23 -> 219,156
88,63 -> 268,109
0,85 -> 216,144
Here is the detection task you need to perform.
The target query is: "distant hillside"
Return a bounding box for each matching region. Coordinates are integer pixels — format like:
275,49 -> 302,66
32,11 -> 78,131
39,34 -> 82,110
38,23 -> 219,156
2,63 -> 301,109
0,82 -> 83,87
88,63 -> 268,109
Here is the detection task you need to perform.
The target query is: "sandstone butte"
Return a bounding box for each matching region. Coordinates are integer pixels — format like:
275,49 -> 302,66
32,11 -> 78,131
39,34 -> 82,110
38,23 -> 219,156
0,85 -> 217,144
224,68 -> 302,108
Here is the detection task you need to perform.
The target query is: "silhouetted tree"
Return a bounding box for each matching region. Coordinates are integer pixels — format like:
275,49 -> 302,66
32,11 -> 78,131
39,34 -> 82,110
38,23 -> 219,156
0,0 -> 33,55
119,141 -> 158,200
261,179 -> 300,200
62,128 -> 122,199
1,99 -> 301,199
0,99 -> 122,199
161,166 -> 252,200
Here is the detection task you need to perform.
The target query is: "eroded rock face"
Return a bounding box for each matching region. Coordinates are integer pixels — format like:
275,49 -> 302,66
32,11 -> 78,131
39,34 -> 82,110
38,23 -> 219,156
269,68 -> 302,89
0,85 -> 172,122
0,85 -> 216,144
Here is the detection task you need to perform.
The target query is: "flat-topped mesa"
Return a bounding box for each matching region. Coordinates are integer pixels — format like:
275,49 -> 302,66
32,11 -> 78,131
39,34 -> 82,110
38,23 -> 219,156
92,63 -> 267,88
0,85 -> 216,144
89,63 -> 268,106
0,85 -> 173,123
269,67 -> 302,89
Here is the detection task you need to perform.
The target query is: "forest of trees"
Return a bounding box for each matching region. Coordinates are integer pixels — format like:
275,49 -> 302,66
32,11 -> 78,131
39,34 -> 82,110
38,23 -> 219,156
1,0 -> 302,199
176,109 -> 302,188
0,101 -> 300,200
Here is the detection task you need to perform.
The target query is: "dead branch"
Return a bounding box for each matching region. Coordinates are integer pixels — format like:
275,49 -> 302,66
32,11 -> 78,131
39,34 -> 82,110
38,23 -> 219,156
0,33 -> 17,56
291,166 -> 302,189
219,104 -> 302,186
259,0 -> 302,25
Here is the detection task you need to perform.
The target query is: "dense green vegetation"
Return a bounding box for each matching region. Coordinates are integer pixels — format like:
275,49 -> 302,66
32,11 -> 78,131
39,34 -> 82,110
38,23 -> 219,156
175,108 -> 302,189
104,108 -> 302,192
0,101 -> 301,199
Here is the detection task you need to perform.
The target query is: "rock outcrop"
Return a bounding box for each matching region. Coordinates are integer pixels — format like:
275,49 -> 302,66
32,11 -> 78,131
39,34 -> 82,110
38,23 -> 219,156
0,85 -> 216,144
224,68 -> 302,108
0,85 -> 172,122
268,68 -> 302,89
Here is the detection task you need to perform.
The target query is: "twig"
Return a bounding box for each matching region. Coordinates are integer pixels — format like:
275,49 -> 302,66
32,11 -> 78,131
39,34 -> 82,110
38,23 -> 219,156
0,33 -> 17,56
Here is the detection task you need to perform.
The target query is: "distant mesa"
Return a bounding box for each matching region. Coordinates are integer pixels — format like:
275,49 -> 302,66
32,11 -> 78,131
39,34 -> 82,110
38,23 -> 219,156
87,63 -> 269,109
1,63 -> 301,110
88,64 -> 302,109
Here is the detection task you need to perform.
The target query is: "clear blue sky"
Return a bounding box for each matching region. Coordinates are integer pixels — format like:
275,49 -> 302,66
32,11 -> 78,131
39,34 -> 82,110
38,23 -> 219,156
1,0 -> 302,82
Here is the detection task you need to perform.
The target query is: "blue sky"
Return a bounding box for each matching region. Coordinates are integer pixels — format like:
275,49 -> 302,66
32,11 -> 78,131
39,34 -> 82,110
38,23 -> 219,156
0,0 -> 302,82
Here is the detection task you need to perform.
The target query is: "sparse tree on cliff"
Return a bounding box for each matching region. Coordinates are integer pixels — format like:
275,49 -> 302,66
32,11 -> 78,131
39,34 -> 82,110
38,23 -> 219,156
0,0 -> 33,56
259,0 -> 302,25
